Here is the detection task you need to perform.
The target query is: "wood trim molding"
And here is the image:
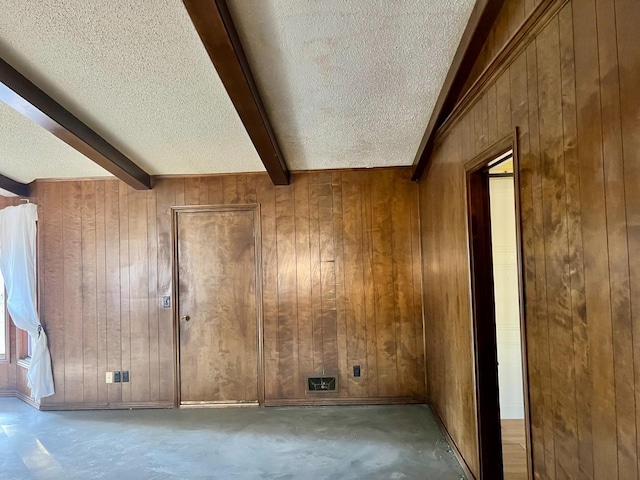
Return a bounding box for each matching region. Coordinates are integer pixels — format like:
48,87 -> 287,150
172,204 -> 265,407
0,58 -> 152,190
0,174 -> 30,197
430,403 -> 477,480
39,401 -> 174,411
434,0 -> 570,147
179,402 -> 259,409
182,0 -> 290,185
464,134 -> 515,172
264,397 -> 425,407
411,0 -> 506,181
466,151 -> 504,479
464,132 -> 534,479
511,128 -> 534,480
0,390 -> 41,409
16,390 -> 40,409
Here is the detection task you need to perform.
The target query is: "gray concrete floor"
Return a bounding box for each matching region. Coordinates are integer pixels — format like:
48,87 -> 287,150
0,398 -> 466,479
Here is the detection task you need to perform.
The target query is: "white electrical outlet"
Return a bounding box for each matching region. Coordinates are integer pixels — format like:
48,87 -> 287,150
105,372 -> 113,384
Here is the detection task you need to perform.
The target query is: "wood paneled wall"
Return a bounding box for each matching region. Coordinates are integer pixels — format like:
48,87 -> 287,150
459,0 -> 542,102
16,168 -> 423,408
419,0 -> 640,478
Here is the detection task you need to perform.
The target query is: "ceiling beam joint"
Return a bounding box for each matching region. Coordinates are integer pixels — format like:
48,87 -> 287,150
183,0 -> 290,185
411,0 -> 506,182
0,173 -> 30,197
0,57 -> 152,190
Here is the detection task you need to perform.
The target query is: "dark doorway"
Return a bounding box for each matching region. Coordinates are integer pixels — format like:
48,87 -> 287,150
465,133 -> 532,480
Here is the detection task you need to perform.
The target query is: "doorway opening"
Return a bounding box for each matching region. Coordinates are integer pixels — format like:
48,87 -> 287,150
172,205 -> 264,408
465,133 -> 532,480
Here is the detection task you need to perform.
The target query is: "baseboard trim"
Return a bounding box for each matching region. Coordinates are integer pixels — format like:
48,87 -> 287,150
179,402 -> 259,409
264,396 -> 425,407
16,391 -> 40,409
430,404 -> 477,480
39,401 -> 175,411
0,390 -> 41,409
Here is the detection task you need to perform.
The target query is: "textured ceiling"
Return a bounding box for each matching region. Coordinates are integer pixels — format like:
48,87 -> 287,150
0,100 -> 110,183
0,0 -> 264,183
227,0 -> 476,170
0,0 -> 475,185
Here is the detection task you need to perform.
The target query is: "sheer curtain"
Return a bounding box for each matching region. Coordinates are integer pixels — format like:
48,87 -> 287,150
0,203 -> 54,402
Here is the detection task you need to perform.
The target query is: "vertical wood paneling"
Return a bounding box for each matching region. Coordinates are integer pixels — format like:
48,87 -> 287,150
293,174 -> 313,391
615,0 -> 640,474
63,182 -> 83,403
331,172 -> 349,397
573,0 -> 619,477
42,183 -> 65,403
361,172 -> 379,398
308,175 -> 323,375
154,178 -> 174,402
558,5 -> 594,477
118,182 -> 131,403
421,0 -> 639,478
255,175 -> 278,400
371,170 -> 398,397
275,186 -> 296,398
318,172 -> 338,377
95,181 -> 108,404
595,0 -> 636,477
392,169 -> 418,396
104,181 -> 121,404
537,18 -> 579,479
128,189 -> 150,402
341,171 -> 367,397
25,168 -> 423,409
527,35 -> 558,479
81,181 -> 98,403
146,188 -> 159,402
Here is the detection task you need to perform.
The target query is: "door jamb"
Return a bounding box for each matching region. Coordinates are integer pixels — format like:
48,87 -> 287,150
464,128 -> 533,480
171,204 -> 265,408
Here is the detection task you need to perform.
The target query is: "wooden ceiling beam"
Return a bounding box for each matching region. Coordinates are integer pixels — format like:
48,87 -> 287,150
0,173 -> 30,197
0,58 -> 152,190
411,0 -> 506,181
183,0 -> 290,185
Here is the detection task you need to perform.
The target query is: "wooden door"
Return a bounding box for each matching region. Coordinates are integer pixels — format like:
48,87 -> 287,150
175,206 -> 262,405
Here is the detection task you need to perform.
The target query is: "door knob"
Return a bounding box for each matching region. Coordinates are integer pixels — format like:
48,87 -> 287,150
181,315 -> 190,322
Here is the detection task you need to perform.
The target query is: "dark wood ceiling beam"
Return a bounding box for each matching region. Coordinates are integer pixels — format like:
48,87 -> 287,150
0,58 -> 152,190
411,0 -> 506,181
0,173 -> 30,197
183,0 -> 290,185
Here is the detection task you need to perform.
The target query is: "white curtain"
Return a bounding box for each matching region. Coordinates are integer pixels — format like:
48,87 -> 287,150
0,203 -> 54,402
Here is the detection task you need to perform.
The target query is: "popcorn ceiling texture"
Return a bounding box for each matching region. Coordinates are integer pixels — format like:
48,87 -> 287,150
0,101 -> 110,183
0,0 -> 475,180
0,0 -> 264,181
227,0 -> 476,170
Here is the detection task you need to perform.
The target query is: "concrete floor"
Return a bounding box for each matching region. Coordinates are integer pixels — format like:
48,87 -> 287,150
0,398 -> 466,479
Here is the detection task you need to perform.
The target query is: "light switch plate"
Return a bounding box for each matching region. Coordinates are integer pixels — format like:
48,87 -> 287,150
162,296 -> 171,308
105,372 -> 113,384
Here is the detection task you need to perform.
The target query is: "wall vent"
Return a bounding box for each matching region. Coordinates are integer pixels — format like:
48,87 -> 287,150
305,375 -> 337,393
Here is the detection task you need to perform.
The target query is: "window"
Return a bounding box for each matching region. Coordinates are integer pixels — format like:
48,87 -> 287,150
0,269 -> 6,361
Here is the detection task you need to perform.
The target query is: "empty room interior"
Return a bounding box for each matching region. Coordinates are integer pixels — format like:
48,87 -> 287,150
0,0 -> 637,479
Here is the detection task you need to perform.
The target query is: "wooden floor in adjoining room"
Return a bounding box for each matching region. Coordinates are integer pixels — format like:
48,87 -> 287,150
502,419 -> 527,480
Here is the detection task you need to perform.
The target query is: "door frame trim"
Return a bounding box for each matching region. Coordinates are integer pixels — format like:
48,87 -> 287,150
171,204 -> 265,408
464,129 -> 533,479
